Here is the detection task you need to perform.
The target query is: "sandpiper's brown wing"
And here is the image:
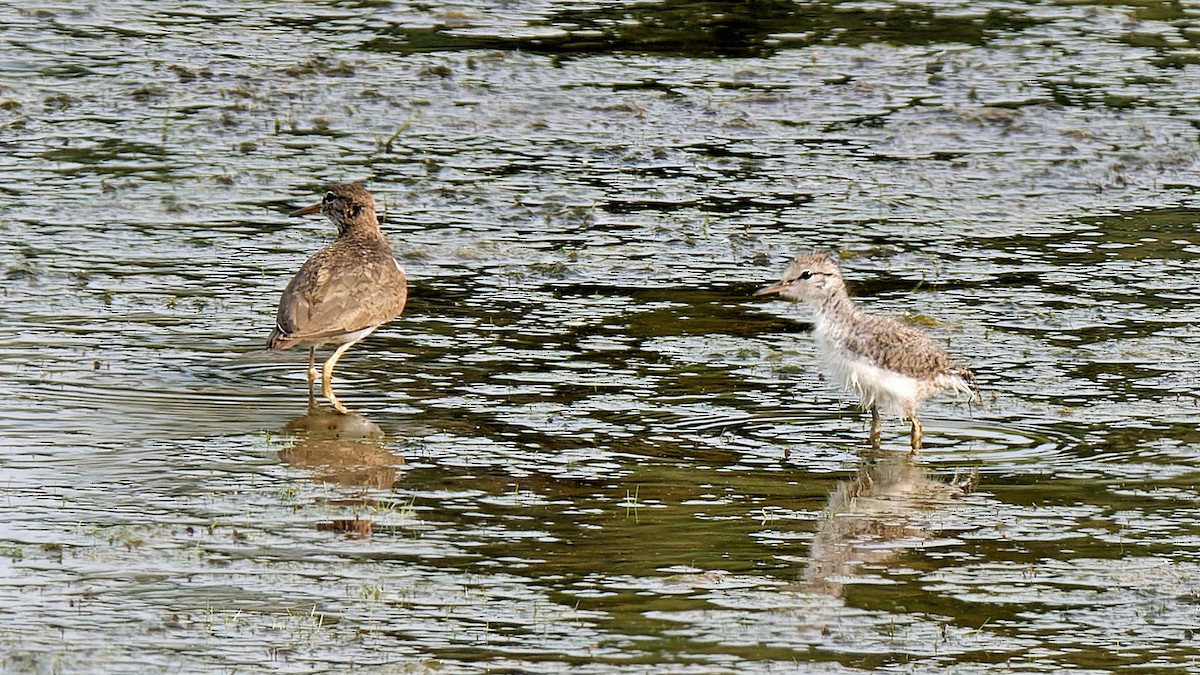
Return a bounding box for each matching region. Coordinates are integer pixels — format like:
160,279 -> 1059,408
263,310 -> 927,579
268,240 -> 407,349
842,313 -> 956,380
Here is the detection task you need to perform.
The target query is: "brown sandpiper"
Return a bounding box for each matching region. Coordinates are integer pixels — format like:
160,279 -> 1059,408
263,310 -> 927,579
755,251 -> 977,451
267,184 -> 408,414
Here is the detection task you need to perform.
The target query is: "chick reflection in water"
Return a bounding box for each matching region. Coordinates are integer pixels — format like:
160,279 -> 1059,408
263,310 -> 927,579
278,407 -> 403,491
804,453 -> 975,596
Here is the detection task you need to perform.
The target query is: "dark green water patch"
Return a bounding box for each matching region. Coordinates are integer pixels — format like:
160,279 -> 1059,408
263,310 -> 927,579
361,1 -> 1044,58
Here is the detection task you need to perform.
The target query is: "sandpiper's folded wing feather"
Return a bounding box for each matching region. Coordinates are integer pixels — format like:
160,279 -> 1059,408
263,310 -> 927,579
268,239 -> 407,349
842,313 -> 955,380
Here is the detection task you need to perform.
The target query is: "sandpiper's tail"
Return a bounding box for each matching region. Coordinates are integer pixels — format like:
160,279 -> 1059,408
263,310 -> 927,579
266,324 -> 297,351
946,365 -> 980,402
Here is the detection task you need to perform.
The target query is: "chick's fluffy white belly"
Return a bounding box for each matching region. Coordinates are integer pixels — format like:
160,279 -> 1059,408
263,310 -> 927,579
815,332 -> 924,419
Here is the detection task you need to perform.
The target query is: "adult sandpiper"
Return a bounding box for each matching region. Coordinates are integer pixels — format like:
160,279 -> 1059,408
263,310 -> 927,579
267,184 -> 408,414
755,251 -> 976,450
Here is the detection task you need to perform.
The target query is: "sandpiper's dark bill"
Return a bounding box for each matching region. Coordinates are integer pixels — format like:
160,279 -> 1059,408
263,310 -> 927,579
753,282 -> 786,296
289,202 -> 322,217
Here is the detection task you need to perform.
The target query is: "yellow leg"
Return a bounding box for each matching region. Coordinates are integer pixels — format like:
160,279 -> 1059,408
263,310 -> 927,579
306,347 -> 318,407
910,417 -> 923,452
321,337 -> 366,415
869,406 -> 881,450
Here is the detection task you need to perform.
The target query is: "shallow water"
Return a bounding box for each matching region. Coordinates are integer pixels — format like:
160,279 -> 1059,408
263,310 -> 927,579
1,0 -> 1199,672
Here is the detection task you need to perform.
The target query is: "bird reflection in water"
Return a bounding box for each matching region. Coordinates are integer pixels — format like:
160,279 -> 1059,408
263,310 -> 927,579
278,406 -> 404,492
277,406 -> 406,538
804,452 -> 977,596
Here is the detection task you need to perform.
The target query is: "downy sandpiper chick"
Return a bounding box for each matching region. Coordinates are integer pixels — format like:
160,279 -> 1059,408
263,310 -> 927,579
267,184 -> 408,414
755,251 -> 976,450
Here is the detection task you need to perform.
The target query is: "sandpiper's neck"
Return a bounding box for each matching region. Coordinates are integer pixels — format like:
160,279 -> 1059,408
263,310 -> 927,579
806,284 -> 857,327
339,218 -> 384,240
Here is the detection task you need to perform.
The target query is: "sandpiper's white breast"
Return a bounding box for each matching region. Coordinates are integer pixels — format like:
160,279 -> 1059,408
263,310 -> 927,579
813,317 -> 940,419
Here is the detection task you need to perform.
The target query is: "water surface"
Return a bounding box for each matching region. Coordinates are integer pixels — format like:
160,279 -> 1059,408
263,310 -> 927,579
1,0 -> 1199,672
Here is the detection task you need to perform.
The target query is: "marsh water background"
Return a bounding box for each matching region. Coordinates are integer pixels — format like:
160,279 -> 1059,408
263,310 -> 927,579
2,0 -> 1200,672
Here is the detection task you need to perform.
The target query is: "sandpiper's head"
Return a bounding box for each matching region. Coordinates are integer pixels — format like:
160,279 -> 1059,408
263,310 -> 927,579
291,183 -> 377,235
754,251 -> 844,303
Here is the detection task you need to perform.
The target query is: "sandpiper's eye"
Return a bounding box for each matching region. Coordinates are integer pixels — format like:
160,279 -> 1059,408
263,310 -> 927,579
323,191 -> 336,203
799,271 -> 813,280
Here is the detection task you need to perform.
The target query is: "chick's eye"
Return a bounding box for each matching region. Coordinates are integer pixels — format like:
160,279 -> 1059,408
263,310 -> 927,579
800,270 -> 813,280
